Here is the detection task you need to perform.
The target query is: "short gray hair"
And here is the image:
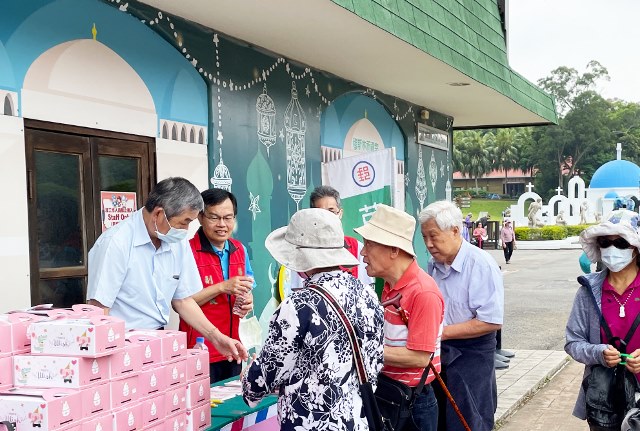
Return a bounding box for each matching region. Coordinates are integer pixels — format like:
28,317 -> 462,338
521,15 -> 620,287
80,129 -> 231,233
418,200 -> 463,232
310,185 -> 341,208
144,177 -> 204,218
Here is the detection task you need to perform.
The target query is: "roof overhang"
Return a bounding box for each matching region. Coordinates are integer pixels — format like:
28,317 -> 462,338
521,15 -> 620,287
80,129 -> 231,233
140,0 -> 554,128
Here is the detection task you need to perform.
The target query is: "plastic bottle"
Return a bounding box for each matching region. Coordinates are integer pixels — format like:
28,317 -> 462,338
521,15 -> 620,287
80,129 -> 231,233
193,336 -> 208,351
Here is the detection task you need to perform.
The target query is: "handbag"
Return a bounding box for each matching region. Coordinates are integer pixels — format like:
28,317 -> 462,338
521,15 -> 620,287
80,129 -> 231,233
583,286 -> 640,429
308,284 -> 385,431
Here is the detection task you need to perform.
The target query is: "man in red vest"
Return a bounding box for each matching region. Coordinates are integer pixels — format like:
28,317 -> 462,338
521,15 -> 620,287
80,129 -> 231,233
179,188 -> 254,382
310,186 -> 374,286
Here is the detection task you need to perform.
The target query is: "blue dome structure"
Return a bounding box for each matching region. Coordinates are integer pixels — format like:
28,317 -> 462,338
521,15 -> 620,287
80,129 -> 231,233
590,160 -> 640,189
604,191 -> 619,198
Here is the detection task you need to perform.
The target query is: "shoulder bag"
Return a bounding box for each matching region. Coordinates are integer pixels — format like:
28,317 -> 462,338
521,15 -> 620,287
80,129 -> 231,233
583,286 -> 640,429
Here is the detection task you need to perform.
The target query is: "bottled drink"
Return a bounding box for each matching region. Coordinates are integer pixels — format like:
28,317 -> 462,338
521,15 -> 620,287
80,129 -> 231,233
193,336 -> 208,351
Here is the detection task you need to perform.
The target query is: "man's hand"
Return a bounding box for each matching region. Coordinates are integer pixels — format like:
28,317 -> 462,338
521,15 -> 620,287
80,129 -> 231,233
208,331 -> 248,363
236,292 -> 254,318
223,276 -> 253,296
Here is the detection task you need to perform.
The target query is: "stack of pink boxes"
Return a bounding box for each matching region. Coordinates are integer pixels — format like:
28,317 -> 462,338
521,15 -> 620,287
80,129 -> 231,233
0,305 -> 211,431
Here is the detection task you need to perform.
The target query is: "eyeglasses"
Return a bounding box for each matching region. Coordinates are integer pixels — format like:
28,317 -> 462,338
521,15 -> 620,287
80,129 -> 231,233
596,236 -> 632,249
203,213 -> 235,223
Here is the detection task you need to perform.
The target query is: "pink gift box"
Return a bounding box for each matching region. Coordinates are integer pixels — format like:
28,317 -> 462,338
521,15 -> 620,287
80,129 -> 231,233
82,382 -> 111,418
164,385 -> 186,416
165,358 -> 187,388
111,403 -> 142,431
30,315 -> 125,357
0,356 -> 13,387
127,330 -> 186,363
137,365 -> 167,398
185,377 -> 209,409
140,394 -> 165,427
82,412 -> 113,431
165,412 -> 186,431
0,313 -> 45,354
125,334 -> 162,368
185,350 -> 208,382
13,354 -> 110,388
110,374 -> 139,408
185,402 -> 211,431
0,387 -> 82,431
109,341 -> 144,379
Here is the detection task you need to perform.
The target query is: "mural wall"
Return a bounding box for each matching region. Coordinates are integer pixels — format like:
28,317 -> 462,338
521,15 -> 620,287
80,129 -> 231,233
1,0 -> 453,317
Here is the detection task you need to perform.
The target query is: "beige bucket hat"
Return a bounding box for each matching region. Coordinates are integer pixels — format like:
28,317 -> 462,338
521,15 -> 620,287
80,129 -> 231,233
580,209 -> 640,262
353,204 -> 416,256
265,208 -> 359,273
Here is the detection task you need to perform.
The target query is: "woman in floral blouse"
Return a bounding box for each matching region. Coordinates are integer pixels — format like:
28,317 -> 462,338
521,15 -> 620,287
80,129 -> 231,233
242,208 -> 385,431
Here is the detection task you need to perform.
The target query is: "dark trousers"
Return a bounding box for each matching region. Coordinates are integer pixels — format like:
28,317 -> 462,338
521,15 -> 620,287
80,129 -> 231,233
503,241 -> 514,262
410,384 -> 438,431
210,361 -> 242,383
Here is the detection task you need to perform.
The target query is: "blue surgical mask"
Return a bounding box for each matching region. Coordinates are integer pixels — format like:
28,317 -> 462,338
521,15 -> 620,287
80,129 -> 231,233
155,211 -> 188,243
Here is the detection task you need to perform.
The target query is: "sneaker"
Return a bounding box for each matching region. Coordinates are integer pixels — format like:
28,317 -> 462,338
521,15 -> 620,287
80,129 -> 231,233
495,359 -> 509,370
495,352 -> 510,363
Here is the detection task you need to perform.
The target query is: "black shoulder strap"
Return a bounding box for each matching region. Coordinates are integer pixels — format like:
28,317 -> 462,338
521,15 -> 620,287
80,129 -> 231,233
308,284 -> 368,384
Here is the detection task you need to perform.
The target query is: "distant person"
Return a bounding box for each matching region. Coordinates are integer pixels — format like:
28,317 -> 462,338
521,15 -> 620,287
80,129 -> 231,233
499,220 -> 516,264
242,209 -> 384,431
462,213 -> 473,242
473,223 -> 487,249
566,209 -> 640,430
88,177 -> 247,362
421,200 -> 504,431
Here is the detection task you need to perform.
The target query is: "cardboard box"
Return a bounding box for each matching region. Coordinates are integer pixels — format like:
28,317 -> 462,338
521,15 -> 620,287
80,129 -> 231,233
13,354 -> 110,388
0,356 -> 13,388
0,387 -> 82,431
126,330 -> 186,363
124,334 -> 162,369
185,402 -> 211,431
165,412 -> 186,431
184,350 -> 208,382
82,412 -> 113,431
109,341 -> 143,379
140,394 -> 165,427
81,382 -> 111,418
0,313 -> 45,354
137,365 -> 167,398
165,358 -> 187,389
111,403 -> 142,431
110,374 -> 139,408
30,315 -> 125,357
185,377 -> 209,409
164,385 -> 186,416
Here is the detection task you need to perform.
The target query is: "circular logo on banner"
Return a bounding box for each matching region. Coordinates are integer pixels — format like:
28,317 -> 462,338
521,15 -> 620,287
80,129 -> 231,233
352,161 -> 375,188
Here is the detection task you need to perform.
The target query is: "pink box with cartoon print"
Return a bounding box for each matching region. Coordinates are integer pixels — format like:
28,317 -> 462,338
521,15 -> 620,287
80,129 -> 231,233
165,358 -> 187,388
127,330 -> 187,363
0,313 -> 45,354
30,315 -> 125,357
185,350 -> 208,382
165,412 -> 186,431
125,334 -> 163,368
111,402 -> 143,431
13,354 -> 110,388
81,382 -> 111,418
137,365 -> 167,398
110,374 -> 139,408
0,356 -> 13,388
185,377 -> 209,409
140,394 -> 165,427
0,387 -> 82,431
109,341 -> 144,378
164,385 -> 186,416
82,412 -> 113,431
185,402 -> 211,431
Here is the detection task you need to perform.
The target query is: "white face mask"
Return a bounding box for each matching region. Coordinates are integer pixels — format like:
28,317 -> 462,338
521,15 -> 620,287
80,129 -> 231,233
155,211 -> 188,243
600,247 -> 636,272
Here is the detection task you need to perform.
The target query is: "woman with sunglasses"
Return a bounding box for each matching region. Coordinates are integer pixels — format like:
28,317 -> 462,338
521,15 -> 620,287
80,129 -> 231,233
565,209 -> 640,430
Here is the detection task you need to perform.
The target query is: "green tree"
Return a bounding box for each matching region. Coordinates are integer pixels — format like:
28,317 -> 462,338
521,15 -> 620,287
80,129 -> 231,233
454,130 -> 494,190
491,129 -> 519,194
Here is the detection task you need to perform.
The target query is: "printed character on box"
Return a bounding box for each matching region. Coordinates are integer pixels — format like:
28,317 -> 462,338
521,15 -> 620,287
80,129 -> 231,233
77,331 -> 91,351
60,363 -> 74,383
29,408 -> 43,428
15,365 -> 30,385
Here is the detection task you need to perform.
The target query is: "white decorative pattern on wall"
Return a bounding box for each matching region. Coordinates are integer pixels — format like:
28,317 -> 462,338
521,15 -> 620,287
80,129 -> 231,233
159,119 -> 207,145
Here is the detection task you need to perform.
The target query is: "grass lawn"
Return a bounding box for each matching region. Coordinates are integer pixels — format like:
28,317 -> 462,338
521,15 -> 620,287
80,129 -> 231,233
461,199 -> 517,220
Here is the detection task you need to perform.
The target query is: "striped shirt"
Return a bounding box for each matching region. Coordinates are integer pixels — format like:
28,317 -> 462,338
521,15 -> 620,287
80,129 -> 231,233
381,260 -> 444,386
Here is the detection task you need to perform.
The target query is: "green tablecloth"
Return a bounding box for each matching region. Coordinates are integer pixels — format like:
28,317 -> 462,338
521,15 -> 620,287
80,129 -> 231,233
208,377 -> 278,430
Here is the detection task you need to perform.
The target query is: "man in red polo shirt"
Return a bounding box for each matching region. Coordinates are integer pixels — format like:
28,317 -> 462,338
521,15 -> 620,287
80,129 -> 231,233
355,204 -> 444,431
179,188 -> 254,382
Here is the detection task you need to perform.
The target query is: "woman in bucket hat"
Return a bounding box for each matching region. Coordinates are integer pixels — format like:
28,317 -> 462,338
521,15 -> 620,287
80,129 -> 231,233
566,209 -> 640,429
241,208 -> 384,431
